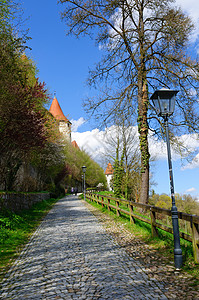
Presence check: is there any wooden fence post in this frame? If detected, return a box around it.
[107,198,111,211]
[129,204,135,224]
[101,196,104,208]
[191,220,199,263]
[150,208,158,237]
[116,200,120,217]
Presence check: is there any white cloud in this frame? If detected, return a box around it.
[179,133,199,149]
[185,187,197,193]
[71,117,86,132]
[176,0,199,21]
[71,125,140,164]
[182,153,199,169]
[151,133,199,169]
[177,134,199,169]
[150,133,199,170]
[184,188,199,201]
[149,137,167,160]
[71,124,199,169]
[176,0,199,41]
[71,128,106,161]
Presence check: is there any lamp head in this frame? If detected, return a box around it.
[82,166,87,173]
[150,88,178,117]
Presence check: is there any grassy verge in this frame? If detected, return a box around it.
[83,195,199,283]
[0,197,60,281]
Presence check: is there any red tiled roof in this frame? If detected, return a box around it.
[71,140,79,149]
[105,163,114,175]
[49,96,70,122]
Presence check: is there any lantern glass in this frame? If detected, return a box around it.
[82,166,87,173]
[159,97,174,115]
[150,88,178,117]
[151,98,161,116]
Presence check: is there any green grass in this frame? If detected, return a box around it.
[0,197,59,281]
[84,195,199,280]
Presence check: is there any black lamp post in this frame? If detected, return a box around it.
[82,166,86,201]
[150,88,183,269]
[81,174,84,193]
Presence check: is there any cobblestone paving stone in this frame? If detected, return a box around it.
[0,196,169,299]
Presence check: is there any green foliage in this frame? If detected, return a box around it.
[113,138,124,198]
[111,129,141,200]
[137,110,150,173]
[149,192,199,236]
[63,142,107,188]
[149,192,199,215]
[175,193,199,215]
[0,1,52,191]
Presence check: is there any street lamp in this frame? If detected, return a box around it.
[82,166,87,201]
[150,88,183,269]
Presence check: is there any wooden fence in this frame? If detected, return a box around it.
[86,191,199,263]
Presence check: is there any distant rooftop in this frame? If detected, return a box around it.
[49,96,71,123]
[71,140,79,150]
[105,163,114,175]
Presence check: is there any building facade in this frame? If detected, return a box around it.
[49,95,72,142]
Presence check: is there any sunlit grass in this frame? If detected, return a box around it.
[0,197,59,281]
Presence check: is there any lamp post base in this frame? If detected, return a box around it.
[172,205,183,269]
[174,252,183,270]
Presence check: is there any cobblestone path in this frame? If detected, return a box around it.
[0,196,169,299]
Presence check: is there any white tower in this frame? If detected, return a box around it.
[49,95,71,142]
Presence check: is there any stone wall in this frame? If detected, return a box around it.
[0,192,50,212]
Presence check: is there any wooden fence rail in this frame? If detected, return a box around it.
[86,191,199,263]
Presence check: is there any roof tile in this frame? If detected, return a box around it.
[49,96,69,122]
[105,163,114,175]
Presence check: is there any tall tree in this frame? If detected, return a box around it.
[59,0,199,204]
[0,1,51,190]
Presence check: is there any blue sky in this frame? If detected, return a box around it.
[22,0,101,131]
[22,0,199,199]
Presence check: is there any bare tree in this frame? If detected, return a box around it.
[103,121,141,199]
[59,0,199,204]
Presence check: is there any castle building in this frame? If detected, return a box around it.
[49,95,72,142]
[105,163,114,191]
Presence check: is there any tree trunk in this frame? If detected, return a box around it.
[138,81,150,204]
[140,164,149,204]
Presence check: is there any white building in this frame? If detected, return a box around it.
[105,163,114,191]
